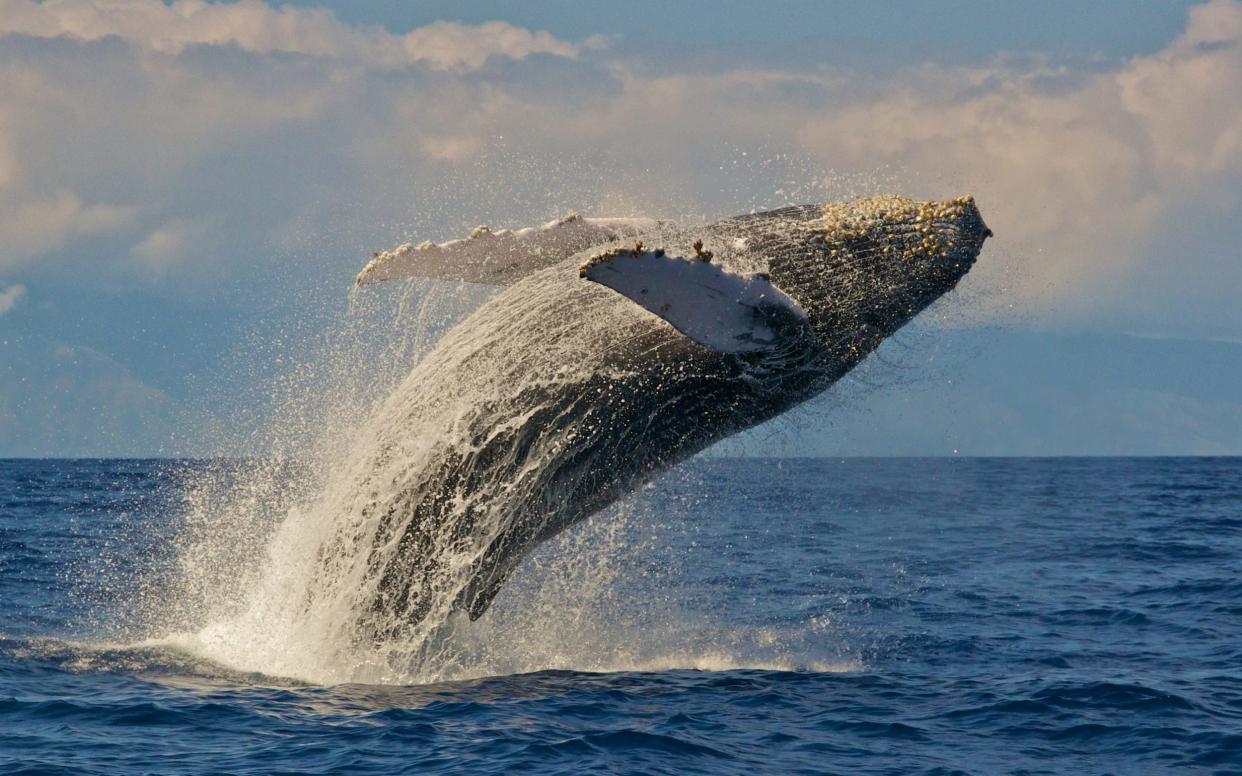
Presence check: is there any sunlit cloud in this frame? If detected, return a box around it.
[0,0,595,70]
[0,0,1237,337]
[0,283,25,315]
[0,190,138,271]
[127,216,220,279]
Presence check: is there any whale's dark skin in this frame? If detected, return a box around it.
[338,195,991,641]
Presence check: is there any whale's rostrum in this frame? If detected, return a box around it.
[330,194,990,647]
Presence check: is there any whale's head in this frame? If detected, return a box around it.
[764,194,990,372]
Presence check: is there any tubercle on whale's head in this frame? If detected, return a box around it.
[766,194,991,364]
[814,193,990,284]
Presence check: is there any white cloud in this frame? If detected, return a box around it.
[363,16,1242,324]
[0,119,17,195]
[1182,0,1242,46]
[0,0,590,71]
[389,20,583,71]
[128,216,218,278]
[0,191,138,270]
[0,0,1237,335]
[131,219,191,268]
[0,283,25,315]
[782,1,1242,318]
[1116,0,1242,179]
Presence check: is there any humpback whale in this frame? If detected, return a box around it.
[337,195,991,641]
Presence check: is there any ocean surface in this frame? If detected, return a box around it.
[1,457,1240,774]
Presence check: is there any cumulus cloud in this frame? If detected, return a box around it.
[0,120,17,195]
[0,191,138,271]
[779,1,1242,318]
[129,217,210,276]
[1117,0,1242,180]
[0,0,1238,336]
[0,0,591,71]
[0,284,25,315]
[0,1,599,277]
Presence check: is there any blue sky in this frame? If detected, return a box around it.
[0,0,1239,456]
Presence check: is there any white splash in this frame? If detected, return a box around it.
[145,270,838,687]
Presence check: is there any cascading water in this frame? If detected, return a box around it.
[141,189,988,686]
[147,280,491,683]
[147,266,765,685]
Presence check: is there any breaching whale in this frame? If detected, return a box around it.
[340,195,991,640]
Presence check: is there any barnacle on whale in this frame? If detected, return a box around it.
[815,194,986,260]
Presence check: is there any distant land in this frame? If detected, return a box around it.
[727,328,1242,457]
[3,327,1239,458]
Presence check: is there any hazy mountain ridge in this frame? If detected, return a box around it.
[732,328,1242,457]
[3,327,1240,457]
[0,333,192,457]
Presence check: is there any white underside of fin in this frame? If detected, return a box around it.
[581,249,806,354]
[357,215,661,286]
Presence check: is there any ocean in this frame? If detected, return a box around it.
[1,457,1240,774]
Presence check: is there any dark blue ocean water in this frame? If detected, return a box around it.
[2,457,1240,775]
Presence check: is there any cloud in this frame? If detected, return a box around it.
[0,119,17,194]
[0,1,599,279]
[129,217,211,277]
[0,0,1237,338]
[1117,0,1242,180]
[0,0,1238,456]
[0,0,591,71]
[776,1,1242,320]
[0,283,24,315]
[0,190,138,271]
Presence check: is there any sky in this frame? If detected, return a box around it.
[0,0,1240,456]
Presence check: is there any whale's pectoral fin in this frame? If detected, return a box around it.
[356,215,666,287]
[580,245,813,355]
